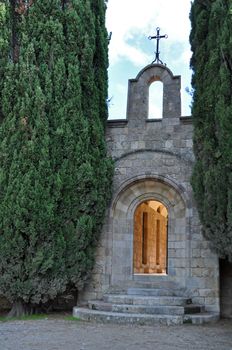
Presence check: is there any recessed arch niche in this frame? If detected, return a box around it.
[111,176,190,287]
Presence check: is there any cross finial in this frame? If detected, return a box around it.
[148,27,168,65]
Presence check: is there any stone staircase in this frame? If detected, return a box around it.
[73,285,219,325]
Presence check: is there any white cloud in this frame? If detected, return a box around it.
[180,49,192,65]
[106,0,193,118]
[106,0,192,66]
[117,44,151,66]
[116,83,127,94]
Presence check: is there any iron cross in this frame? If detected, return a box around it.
[148,27,168,65]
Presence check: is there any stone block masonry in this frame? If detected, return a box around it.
[78,64,219,316]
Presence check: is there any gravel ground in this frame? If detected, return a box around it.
[0,317,232,350]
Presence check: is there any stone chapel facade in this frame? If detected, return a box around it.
[74,64,220,324]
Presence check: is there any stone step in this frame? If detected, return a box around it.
[184,313,219,324]
[103,294,187,306]
[73,307,183,326]
[107,281,187,295]
[131,277,181,289]
[127,288,183,297]
[88,300,185,315]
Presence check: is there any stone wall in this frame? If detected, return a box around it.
[79,64,220,314]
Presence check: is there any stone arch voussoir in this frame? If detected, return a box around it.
[112,174,190,216]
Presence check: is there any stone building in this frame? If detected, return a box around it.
[73,63,222,324]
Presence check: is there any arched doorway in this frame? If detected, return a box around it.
[133,200,168,274]
[111,177,189,286]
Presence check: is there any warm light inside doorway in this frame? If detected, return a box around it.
[133,200,168,274]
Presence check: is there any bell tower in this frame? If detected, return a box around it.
[127,64,181,123]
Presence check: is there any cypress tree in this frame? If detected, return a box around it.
[190,0,232,260]
[0,0,113,316]
[0,2,9,121]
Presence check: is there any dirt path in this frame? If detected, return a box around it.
[0,317,232,350]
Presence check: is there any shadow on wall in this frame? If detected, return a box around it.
[220,259,232,318]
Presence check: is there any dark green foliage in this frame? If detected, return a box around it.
[0,0,113,314]
[190,0,232,260]
[0,2,9,121]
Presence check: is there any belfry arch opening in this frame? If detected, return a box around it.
[148,81,163,119]
[133,200,168,274]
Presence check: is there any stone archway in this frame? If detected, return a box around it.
[111,176,190,288]
[133,200,168,274]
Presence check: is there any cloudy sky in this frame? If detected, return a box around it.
[106,0,192,119]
